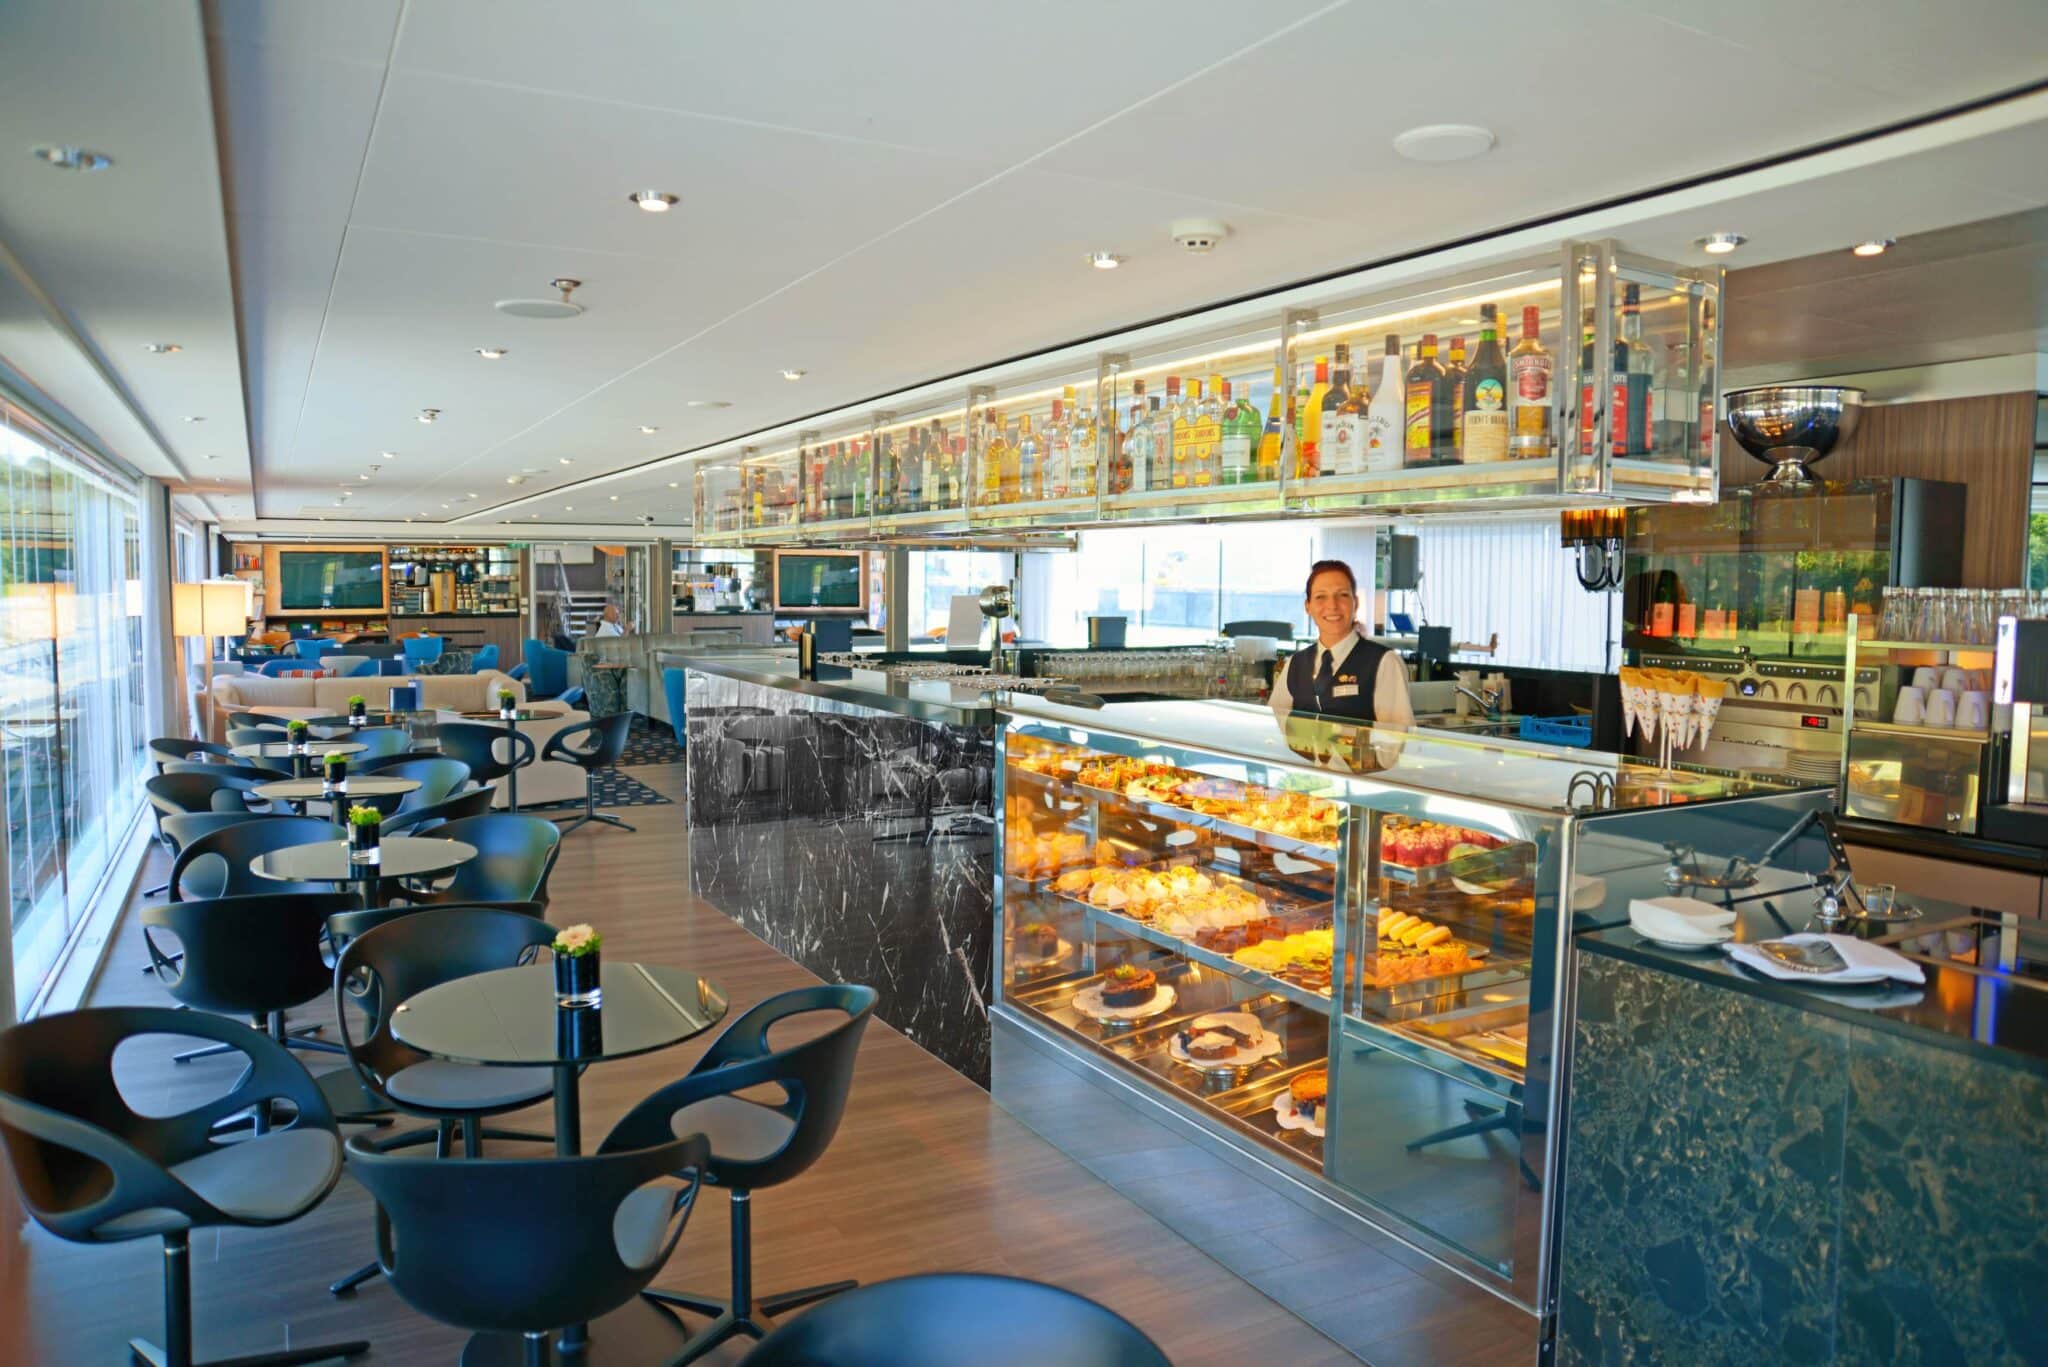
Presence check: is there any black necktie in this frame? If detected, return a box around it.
[1315,648,1334,706]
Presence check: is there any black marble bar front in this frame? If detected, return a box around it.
[1556,900,2048,1365]
[683,658,996,1086]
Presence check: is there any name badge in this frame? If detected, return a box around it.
[1333,684,1361,698]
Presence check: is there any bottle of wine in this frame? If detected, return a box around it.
[1172,379,1199,489]
[1218,380,1253,485]
[1619,283,1652,456]
[1442,335,1468,459]
[1364,334,1403,472]
[1069,396,1098,497]
[1321,343,1360,476]
[1508,305,1552,459]
[1257,364,1289,483]
[1404,336,1445,468]
[1577,306,1598,465]
[1016,414,1041,502]
[1150,383,1177,490]
[1195,374,1224,487]
[1462,305,1509,464]
[981,410,1009,506]
[1298,355,1330,478]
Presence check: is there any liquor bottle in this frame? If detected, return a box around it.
[1364,334,1403,473]
[1508,305,1553,458]
[1123,385,1154,494]
[1298,355,1330,478]
[1462,305,1509,464]
[1069,398,1098,497]
[1000,415,1026,503]
[1192,377,1223,487]
[980,410,1008,506]
[1045,397,1070,499]
[1577,306,1598,464]
[1404,335,1445,468]
[806,444,824,520]
[1219,380,1255,484]
[1257,364,1290,482]
[851,438,868,518]
[948,435,966,507]
[1168,377,1196,489]
[1150,382,1177,490]
[1619,283,1652,455]
[1442,336,1468,458]
[1319,344,1360,476]
[1016,413,1041,502]
[1697,299,1716,465]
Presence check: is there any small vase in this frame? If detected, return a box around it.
[499,703,517,721]
[554,951,601,1008]
[348,706,366,727]
[348,822,381,865]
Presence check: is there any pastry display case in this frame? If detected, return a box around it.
[992,695,1817,1310]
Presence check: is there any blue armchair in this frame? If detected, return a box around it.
[662,666,687,746]
[289,637,340,662]
[400,636,445,672]
[470,643,500,673]
[521,638,571,700]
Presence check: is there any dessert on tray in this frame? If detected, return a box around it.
[1381,819,1504,869]
[1274,1067,1329,1136]
[1013,921,1061,959]
[1168,1011,1279,1071]
[1098,963,1159,1008]
[1055,864,1268,932]
[1364,908,1480,986]
[1004,829,1095,880]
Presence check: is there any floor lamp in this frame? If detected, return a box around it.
[173,580,252,741]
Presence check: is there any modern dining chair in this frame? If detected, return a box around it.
[540,712,636,836]
[345,726,413,762]
[160,760,281,786]
[618,984,877,1362]
[663,666,689,746]
[227,722,290,745]
[147,770,267,819]
[381,786,494,835]
[168,814,337,902]
[520,638,572,700]
[346,1128,710,1362]
[408,814,561,906]
[150,737,235,771]
[437,721,536,810]
[156,812,289,902]
[143,892,359,1068]
[736,1275,1171,1367]
[0,1007,371,1367]
[400,635,444,671]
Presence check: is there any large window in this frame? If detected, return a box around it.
[1031,523,1327,646]
[1402,516,1619,672]
[1,400,145,1011]
[906,551,1012,641]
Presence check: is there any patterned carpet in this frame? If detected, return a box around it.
[619,712,686,768]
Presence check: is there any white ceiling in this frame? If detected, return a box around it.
[2,0,2047,535]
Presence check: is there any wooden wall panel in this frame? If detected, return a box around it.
[1723,391,2037,588]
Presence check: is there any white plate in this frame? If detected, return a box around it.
[1640,933,1731,952]
[1168,1015,1283,1072]
[1272,1087,1326,1138]
[1071,981,1177,1023]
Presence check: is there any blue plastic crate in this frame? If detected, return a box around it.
[1519,714,1593,748]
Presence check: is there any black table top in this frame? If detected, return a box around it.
[253,776,421,802]
[233,740,367,759]
[249,836,475,883]
[1578,896,2048,1079]
[391,961,728,1067]
[303,712,428,731]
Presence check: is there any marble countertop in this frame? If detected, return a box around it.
[1578,897,2048,1079]
[681,654,1003,725]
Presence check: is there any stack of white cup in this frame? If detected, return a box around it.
[1896,664,1989,730]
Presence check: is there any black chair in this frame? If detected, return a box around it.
[352,749,447,774]
[226,722,290,745]
[540,712,636,836]
[437,721,536,811]
[169,814,338,902]
[147,770,267,818]
[407,813,561,907]
[345,726,413,762]
[162,760,284,786]
[376,755,471,810]
[619,984,877,1361]
[0,1007,370,1367]
[150,737,234,771]
[347,1128,710,1365]
[737,1274,1170,1367]
[158,812,289,900]
[143,892,357,1070]
[325,898,544,949]
[325,907,559,1297]
[381,785,493,835]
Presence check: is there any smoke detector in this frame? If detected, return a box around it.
[1168,219,1230,254]
[495,277,586,321]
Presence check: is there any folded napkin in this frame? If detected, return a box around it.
[1724,933,1925,985]
[1628,896,1737,943]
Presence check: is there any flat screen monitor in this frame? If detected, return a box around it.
[277,550,386,611]
[773,550,867,616]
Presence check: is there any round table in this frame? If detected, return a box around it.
[253,776,420,823]
[249,835,475,908]
[391,960,729,1363]
[456,709,556,811]
[302,711,425,731]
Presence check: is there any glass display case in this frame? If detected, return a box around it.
[1841,621,2009,834]
[992,696,1817,1308]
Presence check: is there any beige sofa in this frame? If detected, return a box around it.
[203,670,590,808]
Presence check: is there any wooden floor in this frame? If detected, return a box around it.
[0,762,1368,1365]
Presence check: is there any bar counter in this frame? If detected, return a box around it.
[1556,898,2048,1364]
[681,655,996,1084]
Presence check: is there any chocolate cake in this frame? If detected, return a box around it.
[1099,963,1157,1008]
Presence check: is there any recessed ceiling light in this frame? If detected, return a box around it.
[205,454,219,461]
[668,481,680,488]
[182,415,205,423]
[441,503,451,509]
[476,347,508,360]
[1696,232,1747,255]
[358,473,371,481]
[1852,238,1895,257]
[34,145,112,172]
[781,369,806,382]
[609,494,619,501]
[559,457,573,466]
[563,506,573,512]
[1086,251,1124,270]
[1392,124,1495,163]
[417,408,440,423]
[143,343,181,355]
[381,450,398,459]
[506,475,526,485]
[628,190,679,213]
[685,399,732,409]
[638,425,660,435]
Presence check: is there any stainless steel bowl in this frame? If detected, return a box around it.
[978,583,1014,619]
[1722,385,1864,485]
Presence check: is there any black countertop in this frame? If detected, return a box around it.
[1578,896,2048,1079]
[681,654,1004,726]
[1836,813,2048,873]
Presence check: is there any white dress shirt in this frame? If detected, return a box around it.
[1268,625,1415,728]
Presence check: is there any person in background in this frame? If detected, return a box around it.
[1269,559,1414,727]
[593,602,629,637]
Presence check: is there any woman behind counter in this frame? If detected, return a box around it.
[1269,559,1414,727]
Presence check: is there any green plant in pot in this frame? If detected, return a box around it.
[346,803,381,863]
[285,718,312,776]
[347,693,368,724]
[552,923,603,1008]
[323,752,348,796]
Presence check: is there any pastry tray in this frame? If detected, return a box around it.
[1402,1001,1532,1077]
[1080,903,1334,1013]
[1009,760,1342,862]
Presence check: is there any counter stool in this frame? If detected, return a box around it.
[614,984,876,1363]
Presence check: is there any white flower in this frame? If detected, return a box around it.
[554,924,600,955]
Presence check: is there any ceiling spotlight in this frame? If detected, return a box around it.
[563,506,573,512]
[182,415,205,423]
[505,475,527,485]
[1852,238,1895,257]
[628,190,679,213]
[668,481,680,488]
[358,473,370,481]
[33,145,112,172]
[1696,232,1747,255]
[781,368,806,382]
[531,513,540,519]
[417,408,440,423]
[685,399,732,409]
[638,425,660,435]
[559,457,573,465]
[476,347,508,360]
[381,450,398,459]
[143,343,181,355]
[1086,251,1124,270]
[609,494,620,501]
